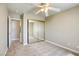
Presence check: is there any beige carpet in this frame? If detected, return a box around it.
[6,41,77,56]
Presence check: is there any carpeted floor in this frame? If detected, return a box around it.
[6,40,77,56]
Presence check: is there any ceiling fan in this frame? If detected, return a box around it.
[35,3,61,17]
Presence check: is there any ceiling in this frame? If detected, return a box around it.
[7,3,79,18]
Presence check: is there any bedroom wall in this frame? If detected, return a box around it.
[8,11,20,19]
[45,6,79,52]
[0,4,8,55]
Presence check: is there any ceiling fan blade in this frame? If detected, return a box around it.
[48,7,61,12]
[35,8,45,14]
[35,9,41,14]
[36,5,43,7]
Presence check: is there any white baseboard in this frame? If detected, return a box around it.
[45,40,79,54]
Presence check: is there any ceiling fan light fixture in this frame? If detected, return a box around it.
[41,9,44,11]
[35,3,61,17]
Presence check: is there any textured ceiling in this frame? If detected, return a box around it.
[7,3,79,18]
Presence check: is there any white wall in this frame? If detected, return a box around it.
[8,11,20,19]
[0,4,8,55]
[45,6,79,52]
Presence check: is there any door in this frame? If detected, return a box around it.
[38,21,45,40]
[7,17,21,48]
[33,21,45,40]
[11,20,20,40]
[29,20,45,43]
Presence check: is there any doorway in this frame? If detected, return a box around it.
[7,17,21,48]
[10,20,20,41]
[28,20,45,44]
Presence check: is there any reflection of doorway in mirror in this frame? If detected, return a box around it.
[28,20,45,44]
[11,20,20,41]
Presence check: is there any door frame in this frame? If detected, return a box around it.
[27,19,29,44]
[7,16,9,48]
[7,16,21,48]
[27,19,45,44]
